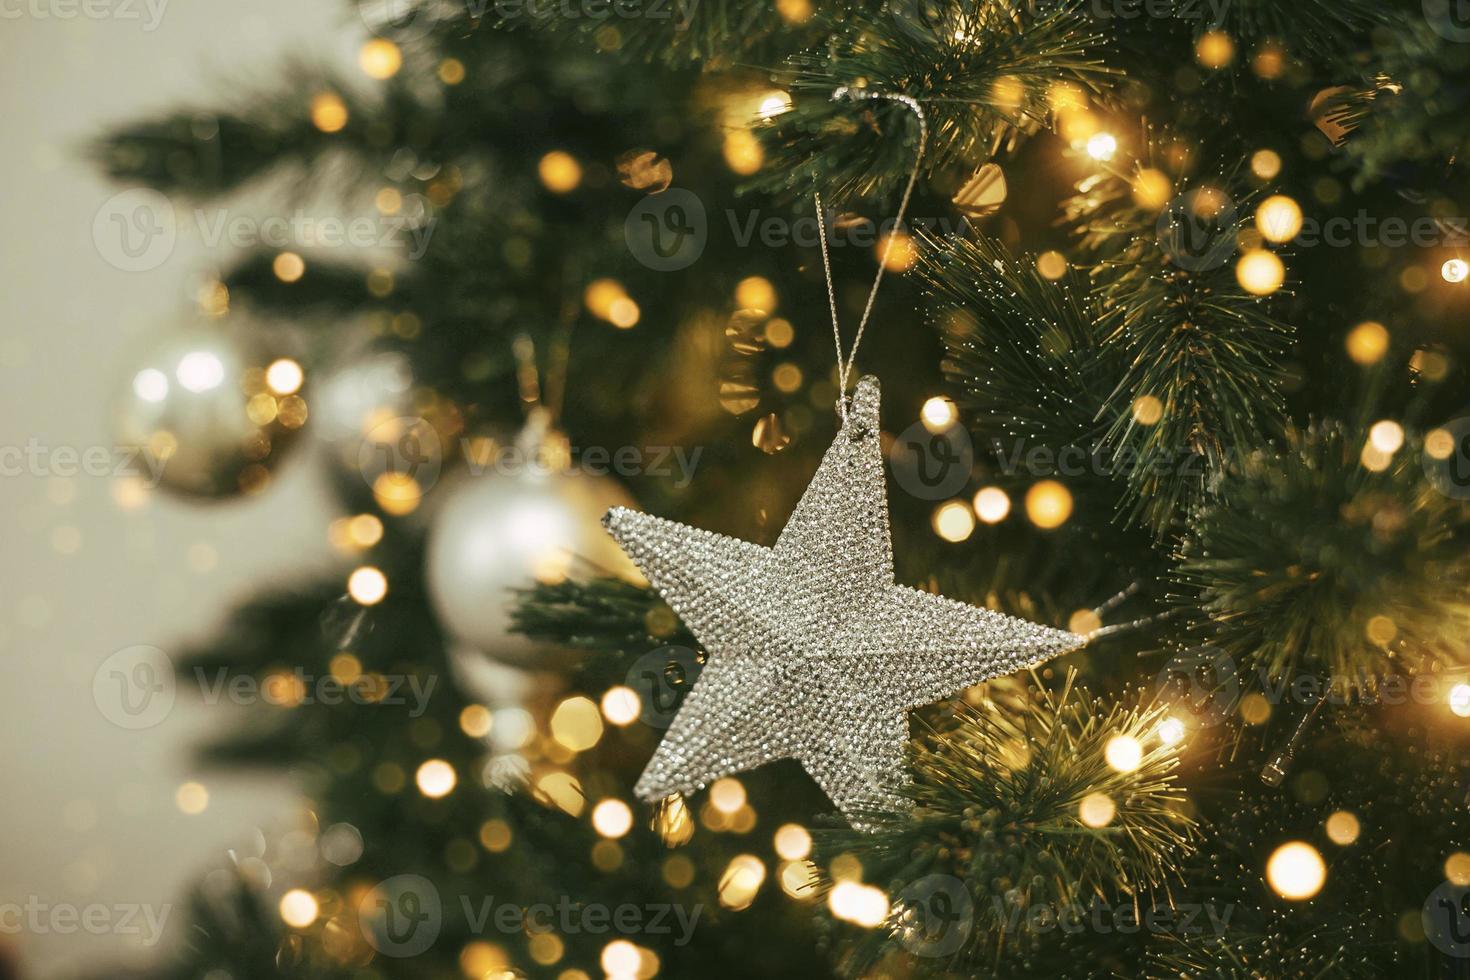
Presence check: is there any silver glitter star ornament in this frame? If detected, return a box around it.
[603,376,1083,824]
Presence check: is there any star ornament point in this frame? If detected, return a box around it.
[604,376,1082,824]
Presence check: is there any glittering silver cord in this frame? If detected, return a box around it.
[815,88,928,422]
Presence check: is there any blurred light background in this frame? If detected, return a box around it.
[0,5,363,975]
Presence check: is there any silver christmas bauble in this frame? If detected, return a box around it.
[425,431,637,666]
[116,326,306,499]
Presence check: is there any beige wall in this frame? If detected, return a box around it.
[0,3,359,975]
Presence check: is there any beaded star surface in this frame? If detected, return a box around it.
[604,376,1083,825]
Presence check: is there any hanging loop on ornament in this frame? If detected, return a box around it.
[815,87,928,424]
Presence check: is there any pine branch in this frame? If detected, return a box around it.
[1176,422,1470,693]
[821,675,1196,976]
[753,1,1115,203]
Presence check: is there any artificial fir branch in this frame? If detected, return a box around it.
[819,676,1196,976]
[1177,422,1470,694]
[753,1,1115,203]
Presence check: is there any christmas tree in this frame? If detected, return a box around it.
[92,0,1470,976]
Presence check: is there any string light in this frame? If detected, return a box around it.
[1078,792,1115,828]
[1255,195,1303,243]
[415,759,457,798]
[735,276,777,312]
[1195,30,1235,69]
[347,566,388,605]
[1443,258,1469,283]
[1131,169,1173,210]
[592,799,634,838]
[272,252,306,283]
[1157,717,1187,746]
[175,781,209,815]
[1345,321,1389,365]
[538,151,582,193]
[1036,251,1068,280]
[709,777,746,814]
[1085,132,1117,161]
[1450,684,1470,718]
[551,696,604,752]
[310,92,348,133]
[1250,149,1282,180]
[1025,480,1073,529]
[828,881,888,927]
[973,486,1011,524]
[265,358,304,395]
[718,855,766,910]
[1325,811,1360,846]
[1237,249,1285,295]
[1266,841,1326,900]
[279,889,319,928]
[920,396,957,431]
[601,686,641,726]
[1368,420,1404,455]
[358,39,402,79]
[933,500,976,542]
[1131,395,1164,425]
[1104,734,1143,772]
[774,824,812,861]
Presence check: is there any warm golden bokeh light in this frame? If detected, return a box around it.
[1078,792,1116,828]
[348,566,388,605]
[1345,321,1389,365]
[416,759,457,799]
[973,486,1011,524]
[933,500,976,543]
[1237,249,1285,295]
[1256,195,1303,243]
[1104,734,1143,773]
[1026,480,1073,529]
[279,889,319,928]
[1266,841,1326,900]
[539,151,582,193]
[1325,811,1361,846]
